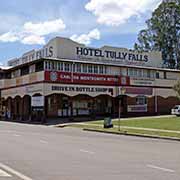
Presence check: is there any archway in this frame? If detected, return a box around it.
[95,95,113,116]
[45,93,70,118]
[22,95,31,121]
[13,96,22,120]
[73,94,93,117]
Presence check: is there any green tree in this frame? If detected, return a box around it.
[134,0,180,69]
[173,80,180,99]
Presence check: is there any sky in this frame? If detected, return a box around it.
[0,0,162,65]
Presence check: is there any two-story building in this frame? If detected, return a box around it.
[0,37,180,122]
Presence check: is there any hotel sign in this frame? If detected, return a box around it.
[76,47,149,62]
[8,46,53,67]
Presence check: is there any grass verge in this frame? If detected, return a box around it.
[88,117,180,131]
[70,117,180,139]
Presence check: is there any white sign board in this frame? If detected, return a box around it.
[32,96,44,107]
[130,77,155,86]
[128,104,147,112]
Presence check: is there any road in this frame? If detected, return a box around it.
[0,121,180,180]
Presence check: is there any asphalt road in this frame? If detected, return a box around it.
[0,121,180,180]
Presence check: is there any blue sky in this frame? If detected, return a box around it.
[0,0,162,65]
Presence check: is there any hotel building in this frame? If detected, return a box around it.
[0,37,179,121]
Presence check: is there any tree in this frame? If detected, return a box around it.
[134,0,180,69]
[173,80,180,99]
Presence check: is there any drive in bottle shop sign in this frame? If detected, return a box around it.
[45,71,130,86]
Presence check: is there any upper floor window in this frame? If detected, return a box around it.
[76,64,81,72]
[156,72,159,79]
[29,64,35,73]
[12,69,20,78]
[88,65,93,73]
[147,70,151,78]
[21,66,29,76]
[64,63,71,72]
[0,72,5,79]
[35,61,44,72]
[164,71,167,79]
[94,65,98,74]
[99,66,104,74]
[83,64,88,73]
[128,68,154,78]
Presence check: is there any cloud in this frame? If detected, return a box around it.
[21,35,46,45]
[85,0,162,26]
[0,32,19,42]
[70,29,100,45]
[23,19,66,36]
[0,19,66,45]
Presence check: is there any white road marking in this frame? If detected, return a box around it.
[0,168,12,177]
[147,164,175,173]
[80,149,95,154]
[40,140,48,144]
[0,163,33,180]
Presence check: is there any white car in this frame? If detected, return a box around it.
[171,105,180,116]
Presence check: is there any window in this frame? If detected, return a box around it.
[88,65,93,73]
[35,61,44,72]
[121,68,127,76]
[57,62,60,71]
[0,73,4,79]
[12,69,20,78]
[128,68,133,76]
[94,65,98,74]
[138,69,142,77]
[164,72,167,79]
[99,66,104,74]
[64,63,71,72]
[156,72,159,79]
[147,70,151,78]
[136,96,147,105]
[21,66,29,76]
[83,64,87,73]
[52,61,57,70]
[45,61,48,70]
[48,61,51,70]
[143,69,147,77]
[30,64,35,73]
[151,71,155,78]
[76,64,81,72]
[57,62,63,71]
[104,66,107,74]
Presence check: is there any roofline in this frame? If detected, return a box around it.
[4,57,180,73]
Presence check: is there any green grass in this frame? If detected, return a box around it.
[89,117,180,131]
[70,116,180,139]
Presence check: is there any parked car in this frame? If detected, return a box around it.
[171,105,180,116]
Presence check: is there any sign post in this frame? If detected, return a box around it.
[118,88,126,132]
[118,98,121,131]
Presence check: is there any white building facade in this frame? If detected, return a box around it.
[1,37,179,121]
